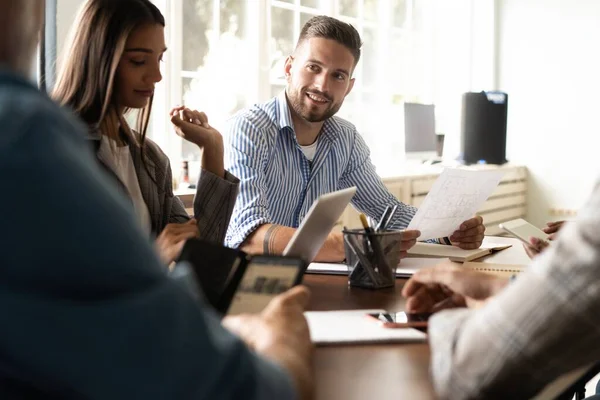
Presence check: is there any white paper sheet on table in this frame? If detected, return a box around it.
[306,257,443,277]
[304,309,427,345]
[407,168,506,240]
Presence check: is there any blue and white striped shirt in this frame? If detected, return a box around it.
[223,92,417,248]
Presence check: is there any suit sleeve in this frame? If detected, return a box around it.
[223,114,272,248]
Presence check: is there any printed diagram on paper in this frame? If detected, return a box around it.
[407,168,506,240]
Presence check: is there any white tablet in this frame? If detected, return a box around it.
[283,187,357,263]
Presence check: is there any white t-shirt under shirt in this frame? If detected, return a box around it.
[299,139,318,162]
[100,136,152,234]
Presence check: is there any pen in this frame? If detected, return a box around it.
[375,206,392,231]
[381,204,398,231]
[345,233,380,285]
[359,213,392,280]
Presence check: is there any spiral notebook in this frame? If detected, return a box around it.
[461,261,526,277]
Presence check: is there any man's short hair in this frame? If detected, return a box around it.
[296,15,362,66]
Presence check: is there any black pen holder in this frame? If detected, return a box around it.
[343,229,403,289]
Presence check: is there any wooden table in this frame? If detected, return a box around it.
[304,237,588,400]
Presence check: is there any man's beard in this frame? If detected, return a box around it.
[288,88,342,123]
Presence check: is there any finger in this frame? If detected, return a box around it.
[523,242,538,259]
[411,263,465,293]
[169,105,185,116]
[170,114,211,134]
[267,285,311,312]
[181,109,196,123]
[457,215,484,231]
[164,223,199,236]
[450,224,485,242]
[164,230,199,246]
[398,239,418,252]
[192,110,210,128]
[529,237,542,249]
[400,230,421,241]
[428,283,452,303]
[431,296,462,313]
[406,293,436,313]
[401,278,425,297]
[170,113,186,128]
[186,218,198,225]
[164,240,186,261]
[405,284,448,313]
[222,314,255,338]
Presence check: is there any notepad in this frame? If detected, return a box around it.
[461,261,526,277]
[304,309,427,345]
[407,242,512,262]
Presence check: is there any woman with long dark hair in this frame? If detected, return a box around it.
[53,0,239,264]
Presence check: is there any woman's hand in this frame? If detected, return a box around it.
[170,106,225,178]
[155,219,199,265]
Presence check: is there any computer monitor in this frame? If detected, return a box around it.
[404,103,438,161]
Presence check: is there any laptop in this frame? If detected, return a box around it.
[283,187,357,263]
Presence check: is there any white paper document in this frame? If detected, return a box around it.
[407,168,506,240]
[306,262,347,275]
[307,258,442,277]
[305,309,427,345]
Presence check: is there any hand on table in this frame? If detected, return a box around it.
[402,260,509,313]
[223,286,314,400]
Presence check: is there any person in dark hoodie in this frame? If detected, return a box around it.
[0,1,312,398]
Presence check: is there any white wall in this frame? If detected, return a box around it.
[498,0,600,226]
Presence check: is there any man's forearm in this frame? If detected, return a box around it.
[241,224,345,262]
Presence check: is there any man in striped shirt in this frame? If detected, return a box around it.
[224,15,485,261]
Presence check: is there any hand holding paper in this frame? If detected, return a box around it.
[407,168,505,241]
[449,215,486,250]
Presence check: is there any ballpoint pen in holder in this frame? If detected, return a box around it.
[343,214,403,289]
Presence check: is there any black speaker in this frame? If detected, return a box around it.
[460,91,508,165]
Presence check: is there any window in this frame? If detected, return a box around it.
[150,0,494,181]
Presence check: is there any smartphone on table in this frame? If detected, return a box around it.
[498,218,550,246]
[366,311,430,332]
